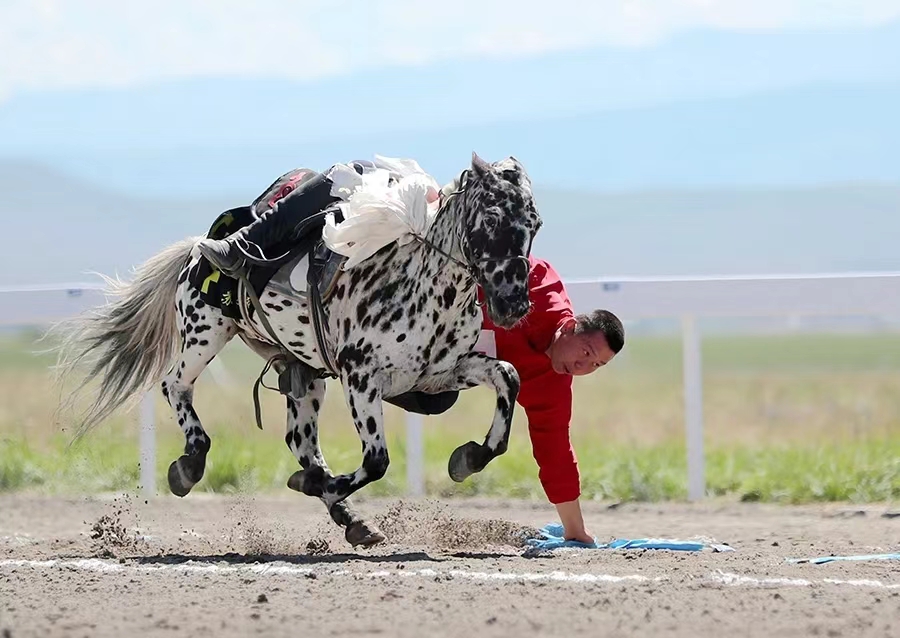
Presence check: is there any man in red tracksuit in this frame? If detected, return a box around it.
[387,256,625,542]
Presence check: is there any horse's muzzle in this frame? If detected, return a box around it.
[486,290,531,328]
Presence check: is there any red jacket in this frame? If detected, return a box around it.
[477,256,580,504]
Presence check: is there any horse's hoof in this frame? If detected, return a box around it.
[287,470,304,493]
[167,454,205,497]
[448,440,483,483]
[287,467,325,497]
[345,521,386,548]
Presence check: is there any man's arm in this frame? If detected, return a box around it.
[517,372,591,541]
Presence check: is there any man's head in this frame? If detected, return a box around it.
[546,309,625,376]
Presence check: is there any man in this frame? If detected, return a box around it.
[387,256,624,543]
[200,160,625,541]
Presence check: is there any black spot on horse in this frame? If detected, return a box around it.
[442,286,456,308]
[362,448,389,481]
[396,333,407,343]
[366,417,377,435]
[338,344,366,371]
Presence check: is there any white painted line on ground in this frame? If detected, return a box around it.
[0,557,661,584]
[3,559,900,591]
[710,570,900,590]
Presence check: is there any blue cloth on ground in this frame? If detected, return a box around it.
[788,552,900,565]
[524,523,734,552]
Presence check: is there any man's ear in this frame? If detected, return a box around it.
[559,318,577,334]
[552,317,577,343]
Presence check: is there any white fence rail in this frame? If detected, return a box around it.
[3,272,900,500]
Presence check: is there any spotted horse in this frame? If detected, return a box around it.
[51,152,543,548]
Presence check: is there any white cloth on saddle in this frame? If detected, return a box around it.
[322,155,442,270]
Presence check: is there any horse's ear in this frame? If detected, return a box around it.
[471,151,491,177]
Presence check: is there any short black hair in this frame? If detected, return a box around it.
[574,309,625,353]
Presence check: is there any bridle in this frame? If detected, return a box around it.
[412,169,534,295]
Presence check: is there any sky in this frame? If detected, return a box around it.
[2,0,900,101]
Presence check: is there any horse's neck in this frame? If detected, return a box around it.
[409,192,476,304]
[423,192,467,264]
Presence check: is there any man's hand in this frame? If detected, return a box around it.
[554,499,594,544]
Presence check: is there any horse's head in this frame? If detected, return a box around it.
[460,152,543,329]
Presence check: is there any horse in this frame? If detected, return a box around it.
[51,152,543,548]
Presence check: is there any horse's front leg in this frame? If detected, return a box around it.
[299,366,390,510]
[283,379,385,548]
[444,352,520,483]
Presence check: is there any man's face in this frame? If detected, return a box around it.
[547,321,617,376]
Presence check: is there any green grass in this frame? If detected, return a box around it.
[1,330,899,503]
[3,431,897,504]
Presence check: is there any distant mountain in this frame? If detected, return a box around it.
[0,160,234,285]
[6,82,897,201]
[2,163,898,285]
[1,19,900,197]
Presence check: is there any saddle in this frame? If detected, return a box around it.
[188,167,348,427]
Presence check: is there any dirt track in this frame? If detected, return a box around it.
[1,492,899,638]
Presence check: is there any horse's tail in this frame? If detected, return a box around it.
[49,236,200,440]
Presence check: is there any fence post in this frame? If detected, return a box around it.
[406,412,425,496]
[139,390,156,498]
[681,314,705,501]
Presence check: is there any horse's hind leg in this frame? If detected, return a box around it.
[163,289,237,496]
[284,379,386,548]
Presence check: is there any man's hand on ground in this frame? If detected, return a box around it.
[554,498,595,544]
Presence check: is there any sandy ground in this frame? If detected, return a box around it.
[1,492,899,638]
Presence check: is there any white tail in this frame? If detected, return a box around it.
[50,237,200,440]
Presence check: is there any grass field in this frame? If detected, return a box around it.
[1,328,898,503]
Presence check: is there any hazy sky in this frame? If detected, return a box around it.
[2,0,899,101]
